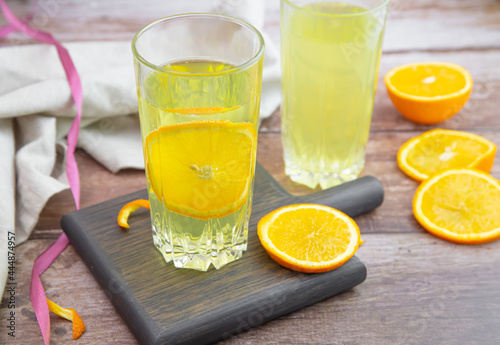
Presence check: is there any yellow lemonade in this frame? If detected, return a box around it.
[137,60,261,270]
[281,1,387,189]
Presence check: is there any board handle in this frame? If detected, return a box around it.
[292,176,384,218]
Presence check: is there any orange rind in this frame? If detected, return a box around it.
[47,299,85,340]
[117,199,150,228]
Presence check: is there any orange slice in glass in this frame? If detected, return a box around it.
[413,168,500,244]
[398,129,496,181]
[257,204,361,273]
[145,120,257,220]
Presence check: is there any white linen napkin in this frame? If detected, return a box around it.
[0,0,280,296]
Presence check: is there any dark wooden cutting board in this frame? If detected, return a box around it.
[61,163,384,345]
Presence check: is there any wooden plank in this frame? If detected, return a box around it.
[223,233,500,345]
[0,239,137,345]
[382,0,500,52]
[34,150,146,234]
[60,163,381,344]
[5,233,500,345]
[265,0,500,52]
[1,0,499,52]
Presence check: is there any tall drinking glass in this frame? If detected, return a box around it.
[281,0,389,189]
[132,14,264,271]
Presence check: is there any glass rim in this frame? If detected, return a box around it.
[282,0,390,18]
[131,13,265,77]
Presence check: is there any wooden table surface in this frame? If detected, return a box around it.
[2,0,500,344]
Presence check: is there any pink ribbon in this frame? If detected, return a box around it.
[0,1,82,344]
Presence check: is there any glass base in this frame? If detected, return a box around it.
[152,224,248,271]
[150,194,251,271]
[285,160,365,189]
[153,236,247,271]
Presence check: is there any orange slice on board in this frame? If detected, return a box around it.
[385,62,473,124]
[397,129,496,181]
[257,204,361,273]
[413,168,500,244]
[145,120,257,220]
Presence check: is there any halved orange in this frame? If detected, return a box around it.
[257,204,361,273]
[413,168,500,244]
[145,120,257,220]
[398,129,496,181]
[385,62,473,124]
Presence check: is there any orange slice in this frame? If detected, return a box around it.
[145,120,257,220]
[385,62,473,124]
[257,204,361,273]
[413,168,500,244]
[398,129,496,181]
[161,106,240,114]
[117,199,150,228]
